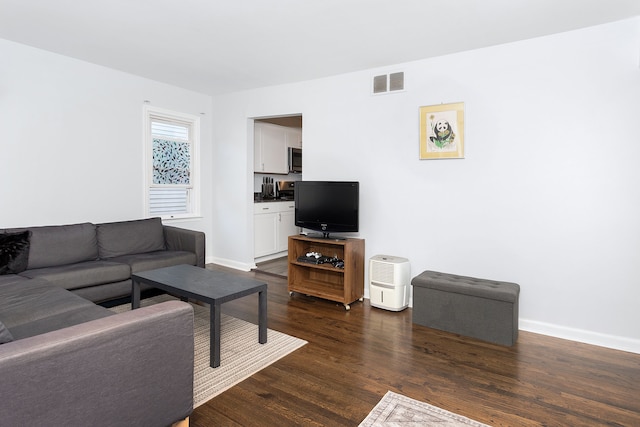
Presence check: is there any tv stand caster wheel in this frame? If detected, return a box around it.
[359,297,364,302]
[344,304,350,311]
[289,291,294,297]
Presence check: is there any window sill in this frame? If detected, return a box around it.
[158,215,203,223]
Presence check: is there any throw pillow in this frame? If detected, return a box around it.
[0,320,14,344]
[0,230,31,275]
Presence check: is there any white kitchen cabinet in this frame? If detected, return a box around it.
[254,122,288,174]
[285,127,302,148]
[254,204,279,257]
[254,202,298,258]
[277,202,297,252]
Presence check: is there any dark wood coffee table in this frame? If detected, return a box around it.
[131,264,267,368]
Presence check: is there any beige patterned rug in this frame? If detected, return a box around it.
[360,391,491,427]
[110,294,307,408]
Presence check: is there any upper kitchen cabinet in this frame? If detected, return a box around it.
[285,127,302,149]
[254,122,288,174]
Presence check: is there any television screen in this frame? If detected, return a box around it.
[295,181,359,238]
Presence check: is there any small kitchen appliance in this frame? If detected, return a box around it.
[276,180,295,200]
[288,147,302,173]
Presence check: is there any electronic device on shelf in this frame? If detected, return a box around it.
[297,255,323,264]
[296,253,345,268]
[317,256,336,264]
[294,181,359,239]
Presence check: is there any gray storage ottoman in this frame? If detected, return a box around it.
[412,270,520,346]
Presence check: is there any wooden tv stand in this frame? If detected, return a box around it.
[287,235,365,310]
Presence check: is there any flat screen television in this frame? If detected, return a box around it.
[294,181,359,238]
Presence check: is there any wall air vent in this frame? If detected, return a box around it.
[389,72,404,91]
[373,75,387,93]
[372,72,404,95]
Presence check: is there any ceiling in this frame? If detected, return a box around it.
[1,0,639,96]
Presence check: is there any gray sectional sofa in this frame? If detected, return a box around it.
[0,217,206,426]
[0,283,195,426]
[0,217,205,302]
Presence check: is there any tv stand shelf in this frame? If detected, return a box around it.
[288,235,365,310]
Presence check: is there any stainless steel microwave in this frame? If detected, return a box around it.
[288,147,302,173]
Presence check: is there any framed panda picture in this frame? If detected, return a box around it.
[419,102,465,159]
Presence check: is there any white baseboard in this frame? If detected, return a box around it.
[405,295,640,354]
[254,251,288,263]
[207,256,255,272]
[207,270,640,355]
[520,319,640,355]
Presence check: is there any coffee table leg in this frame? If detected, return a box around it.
[259,289,267,344]
[131,279,141,309]
[210,303,221,368]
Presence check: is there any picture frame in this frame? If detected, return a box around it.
[419,102,465,159]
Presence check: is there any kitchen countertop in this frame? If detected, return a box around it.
[254,196,295,203]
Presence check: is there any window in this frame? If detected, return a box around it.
[144,105,200,219]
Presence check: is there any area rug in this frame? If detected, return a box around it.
[359,391,491,427]
[110,294,307,408]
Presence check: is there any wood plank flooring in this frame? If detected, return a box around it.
[255,256,288,278]
[191,264,640,426]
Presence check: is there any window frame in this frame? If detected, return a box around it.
[143,105,201,220]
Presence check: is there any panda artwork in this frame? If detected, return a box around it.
[419,102,464,159]
[429,118,456,149]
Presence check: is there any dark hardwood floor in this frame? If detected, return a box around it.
[255,256,288,278]
[191,264,640,426]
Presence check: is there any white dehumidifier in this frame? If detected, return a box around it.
[369,255,411,311]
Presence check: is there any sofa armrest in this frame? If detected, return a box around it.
[0,301,194,427]
[164,225,206,267]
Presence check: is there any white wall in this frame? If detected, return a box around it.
[2,19,638,353]
[211,18,640,353]
[0,39,213,246]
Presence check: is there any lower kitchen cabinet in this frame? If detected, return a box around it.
[277,207,297,252]
[254,201,297,258]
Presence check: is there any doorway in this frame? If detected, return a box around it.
[252,114,303,266]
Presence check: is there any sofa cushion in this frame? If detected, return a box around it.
[0,320,13,344]
[0,275,30,288]
[73,280,134,304]
[0,279,107,329]
[0,277,54,301]
[108,250,197,274]
[19,261,131,291]
[8,304,114,340]
[97,218,166,259]
[0,230,31,275]
[8,223,99,270]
